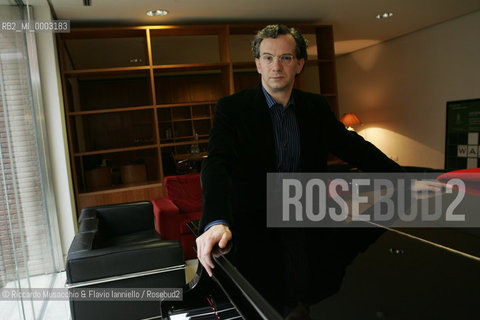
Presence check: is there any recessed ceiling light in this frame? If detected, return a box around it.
[146,9,169,17]
[376,12,393,20]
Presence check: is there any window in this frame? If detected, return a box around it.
[0,4,64,319]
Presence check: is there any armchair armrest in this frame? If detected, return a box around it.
[152,198,180,240]
[66,240,184,285]
[67,231,96,254]
[83,201,155,237]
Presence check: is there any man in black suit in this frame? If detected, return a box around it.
[196,24,401,314]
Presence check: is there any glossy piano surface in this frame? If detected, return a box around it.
[163,221,480,319]
[309,227,480,319]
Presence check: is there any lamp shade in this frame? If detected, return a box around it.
[340,113,361,128]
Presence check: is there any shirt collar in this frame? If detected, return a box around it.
[261,85,295,109]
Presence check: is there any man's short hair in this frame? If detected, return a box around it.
[251,24,308,60]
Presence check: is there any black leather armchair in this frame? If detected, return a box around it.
[66,201,185,320]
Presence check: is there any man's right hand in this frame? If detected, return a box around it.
[196,224,232,277]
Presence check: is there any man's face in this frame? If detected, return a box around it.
[255,34,305,96]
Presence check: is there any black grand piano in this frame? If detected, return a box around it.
[161,219,480,320]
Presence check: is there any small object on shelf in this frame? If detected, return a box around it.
[121,163,147,184]
[165,128,172,139]
[86,167,112,190]
[190,132,200,154]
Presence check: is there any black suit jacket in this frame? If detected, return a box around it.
[200,85,400,233]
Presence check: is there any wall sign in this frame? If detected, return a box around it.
[445,99,480,170]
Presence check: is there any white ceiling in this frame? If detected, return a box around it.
[14,0,480,55]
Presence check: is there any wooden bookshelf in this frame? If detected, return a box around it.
[57,24,339,216]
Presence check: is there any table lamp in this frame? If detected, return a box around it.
[340,113,361,131]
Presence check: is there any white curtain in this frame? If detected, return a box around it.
[0,4,64,320]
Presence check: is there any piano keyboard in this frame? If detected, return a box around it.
[169,298,243,319]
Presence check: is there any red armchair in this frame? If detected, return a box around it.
[152,173,202,259]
